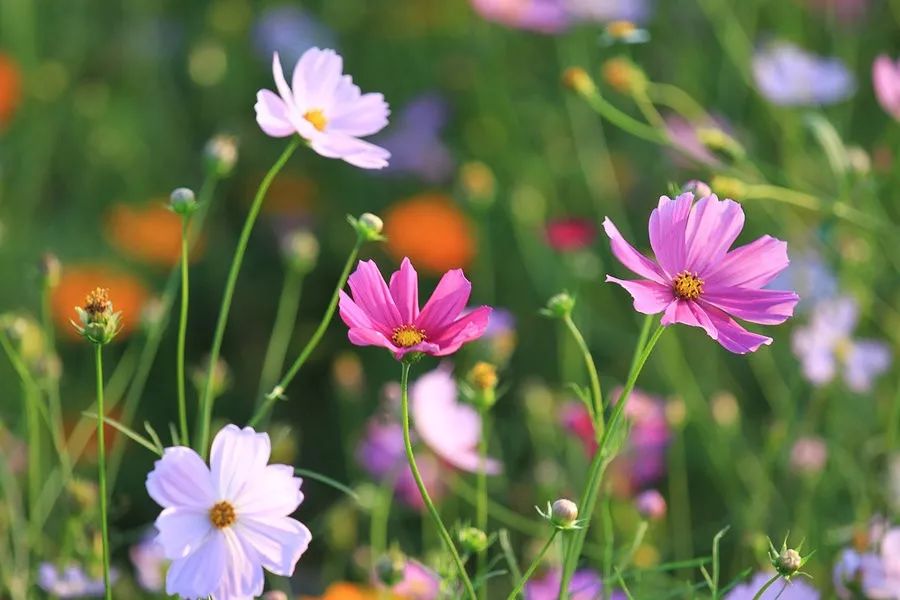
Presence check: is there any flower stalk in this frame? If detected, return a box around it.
[507,529,559,600]
[93,344,112,600]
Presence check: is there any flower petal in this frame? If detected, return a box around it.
[648,193,694,277]
[254,90,296,138]
[347,260,403,331]
[237,516,312,576]
[213,529,265,599]
[146,447,215,509]
[428,305,491,356]
[165,532,227,598]
[602,217,666,283]
[682,195,745,276]
[272,52,294,107]
[210,425,271,501]
[233,464,304,517]
[702,288,799,325]
[661,299,717,339]
[291,47,344,110]
[310,132,391,169]
[606,277,673,315]
[328,91,390,137]
[389,257,420,324]
[154,507,213,560]
[703,235,790,288]
[339,290,375,330]
[415,269,473,333]
[845,340,891,393]
[701,305,773,354]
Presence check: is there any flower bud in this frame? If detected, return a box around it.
[635,489,667,521]
[696,127,745,161]
[775,548,802,576]
[191,355,232,400]
[374,551,406,586]
[710,175,748,200]
[789,436,827,475]
[169,187,198,216]
[681,180,712,198]
[543,292,575,319]
[562,67,597,96]
[349,212,385,242]
[601,57,646,94]
[467,361,499,410]
[547,498,579,529]
[458,526,489,553]
[204,134,238,177]
[281,229,319,274]
[710,391,739,427]
[72,288,122,345]
[40,252,61,288]
[459,161,496,208]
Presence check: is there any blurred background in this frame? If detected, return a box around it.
[2,0,900,597]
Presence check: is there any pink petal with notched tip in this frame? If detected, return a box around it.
[605,277,674,314]
[702,288,799,325]
[648,193,693,277]
[389,258,420,324]
[661,299,717,339]
[429,305,491,356]
[682,195,745,276]
[701,305,773,354]
[255,90,296,137]
[415,269,473,333]
[310,132,391,169]
[703,235,790,288]
[602,218,666,283]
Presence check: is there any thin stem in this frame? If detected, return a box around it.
[94,345,112,600]
[399,361,477,600]
[256,266,306,406]
[751,574,782,600]
[250,236,364,427]
[506,530,559,600]
[563,314,604,436]
[176,217,191,446]
[558,322,665,599]
[476,409,489,600]
[198,138,300,456]
[40,279,70,476]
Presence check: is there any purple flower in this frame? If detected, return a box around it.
[484,308,516,339]
[411,365,502,474]
[566,0,652,24]
[604,193,799,354]
[873,55,900,121]
[635,489,666,520]
[377,93,454,183]
[752,42,855,106]
[252,6,335,66]
[145,425,311,598]
[390,559,442,600]
[255,48,391,169]
[37,564,118,598]
[834,528,900,599]
[525,567,623,600]
[792,296,891,392]
[789,436,828,475]
[469,0,570,34]
[768,251,837,312]
[129,533,168,592]
[725,571,819,599]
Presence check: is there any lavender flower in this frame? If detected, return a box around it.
[525,567,624,599]
[37,564,118,598]
[129,534,168,592]
[752,42,855,106]
[252,5,335,66]
[377,93,455,183]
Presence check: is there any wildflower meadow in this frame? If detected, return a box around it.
[2,0,900,598]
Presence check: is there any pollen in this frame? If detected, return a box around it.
[391,325,426,348]
[672,272,704,300]
[84,288,111,315]
[303,109,328,132]
[209,500,236,529]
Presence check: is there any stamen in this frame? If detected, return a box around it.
[209,501,237,529]
[84,288,111,315]
[391,325,426,348]
[303,109,328,132]
[672,272,704,300]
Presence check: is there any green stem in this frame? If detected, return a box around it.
[506,530,559,600]
[249,236,364,426]
[176,217,191,446]
[563,313,604,435]
[751,574,781,600]
[256,266,306,406]
[476,409,489,600]
[41,280,70,476]
[400,362,477,600]
[197,138,299,456]
[558,321,665,599]
[94,345,112,600]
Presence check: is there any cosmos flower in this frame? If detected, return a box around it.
[377,93,454,183]
[833,526,900,599]
[129,534,168,592]
[410,365,501,474]
[252,6,335,66]
[789,436,828,475]
[339,257,492,360]
[145,425,311,598]
[390,560,442,600]
[255,47,390,169]
[873,55,900,121]
[566,0,652,24]
[469,0,570,34]
[525,567,623,600]
[635,489,667,520]
[725,571,819,599]
[105,201,205,267]
[545,218,597,252]
[752,42,855,106]
[384,194,477,274]
[37,564,118,598]
[604,193,799,354]
[792,296,891,392]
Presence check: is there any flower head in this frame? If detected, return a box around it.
[255,47,390,169]
[145,424,311,598]
[384,194,477,274]
[752,42,855,106]
[525,567,623,600]
[339,258,491,360]
[470,0,571,34]
[792,296,891,392]
[129,534,168,592]
[604,193,799,354]
[53,266,149,341]
[635,489,667,520]
[377,93,454,183]
[390,559,441,600]
[873,55,900,121]
[724,571,819,599]
[37,563,118,598]
[545,218,597,252]
[789,436,828,475]
[73,288,123,345]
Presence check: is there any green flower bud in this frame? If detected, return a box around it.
[543,292,576,319]
[281,230,319,274]
[375,551,406,586]
[538,498,583,531]
[72,288,122,345]
[348,212,385,242]
[458,526,489,553]
[204,134,238,177]
[40,252,61,288]
[169,187,198,216]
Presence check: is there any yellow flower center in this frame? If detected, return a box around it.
[209,500,236,529]
[607,20,637,38]
[303,109,328,132]
[391,325,426,348]
[672,271,704,300]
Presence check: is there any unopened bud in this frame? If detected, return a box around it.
[458,527,489,553]
[543,292,575,319]
[261,593,288,600]
[73,288,122,345]
[281,230,319,274]
[40,253,61,288]
[375,551,406,586]
[169,187,197,216]
[601,57,646,94]
[681,180,712,198]
[467,362,498,411]
[350,212,385,242]
[549,498,579,529]
[562,67,597,96]
[460,161,496,207]
[635,489,667,521]
[776,548,802,576]
[710,175,748,200]
[204,134,238,177]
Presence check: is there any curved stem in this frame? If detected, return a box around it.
[93,345,112,600]
[399,362,477,600]
[563,314,604,436]
[197,138,300,455]
[256,266,305,406]
[751,574,781,600]
[176,217,191,446]
[476,409,489,600]
[506,530,558,600]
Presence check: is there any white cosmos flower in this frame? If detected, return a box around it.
[255,47,391,169]
[146,425,311,599]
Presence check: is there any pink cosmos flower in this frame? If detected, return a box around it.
[339,257,492,360]
[390,559,442,600]
[255,47,390,169]
[603,193,799,354]
[873,55,900,121]
[470,0,571,34]
[145,425,311,598]
[635,489,667,520]
[545,218,597,252]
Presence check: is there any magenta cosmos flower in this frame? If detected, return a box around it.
[873,55,900,121]
[255,47,390,169]
[339,257,492,360]
[604,193,799,354]
[146,425,311,598]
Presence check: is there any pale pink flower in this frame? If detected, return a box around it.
[339,257,492,360]
[255,47,390,169]
[604,193,799,354]
[873,55,900,121]
[145,425,311,598]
